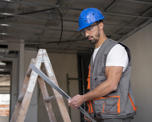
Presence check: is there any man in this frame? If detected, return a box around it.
[68,8,136,122]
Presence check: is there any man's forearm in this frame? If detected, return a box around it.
[83,80,116,102]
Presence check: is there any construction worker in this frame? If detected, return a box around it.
[68,8,136,122]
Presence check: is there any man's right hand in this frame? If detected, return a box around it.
[84,115,92,122]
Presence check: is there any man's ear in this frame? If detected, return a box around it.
[99,22,104,30]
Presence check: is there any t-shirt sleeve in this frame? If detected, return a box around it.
[106,44,128,70]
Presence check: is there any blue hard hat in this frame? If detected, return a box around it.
[78,8,104,31]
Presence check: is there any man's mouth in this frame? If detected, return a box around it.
[88,36,93,40]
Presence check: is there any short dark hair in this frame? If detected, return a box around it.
[96,20,103,24]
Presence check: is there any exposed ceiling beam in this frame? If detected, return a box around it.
[0,0,57,7]
[119,18,152,42]
[0,6,152,20]
[118,4,152,42]
[2,0,151,6]
[104,0,116,12]
[26,39,86,45]
[67,7,152,19]
[124,0,152,5]
[0,23,77,33]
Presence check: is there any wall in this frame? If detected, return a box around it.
[38,52,80,122]
[123,23,152,122]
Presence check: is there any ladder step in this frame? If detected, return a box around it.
[44,96,54,102]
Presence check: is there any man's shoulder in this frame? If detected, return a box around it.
[110,44,127,54]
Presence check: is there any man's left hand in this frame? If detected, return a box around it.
[68,94,85,109]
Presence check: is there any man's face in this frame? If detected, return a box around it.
[81,23,100,44]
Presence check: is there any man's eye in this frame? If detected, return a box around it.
[88,27,92,31]
[88,28,91,31]
[88,26,94,30]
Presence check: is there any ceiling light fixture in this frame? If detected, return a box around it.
[0,12,14,16]
[0,61,6,66]
[2,0,12,2]
[0,33,8,36]
[0,24,10,27]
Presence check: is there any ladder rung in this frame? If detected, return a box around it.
[18,95,24,102]
[44,96,54,102]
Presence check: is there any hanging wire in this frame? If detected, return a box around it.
[56,7,63,45]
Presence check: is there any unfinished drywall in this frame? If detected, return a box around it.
[38,52,80,122]
[123,23,152,122]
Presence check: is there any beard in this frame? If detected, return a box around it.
[89,38,98,44]
[88,31,100,44]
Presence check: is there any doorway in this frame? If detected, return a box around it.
[77,52,92,122]
[0,61,11,122]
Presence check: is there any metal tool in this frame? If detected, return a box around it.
[30,64,96,122]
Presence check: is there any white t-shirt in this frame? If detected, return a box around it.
[92,44,128,72]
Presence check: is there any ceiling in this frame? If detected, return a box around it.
[0,0,152,53]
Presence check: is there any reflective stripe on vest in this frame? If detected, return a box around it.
[90,94,136,114]
[87,100,94,113]
[128,93,137,111]
[87,65,91,90]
